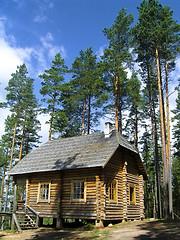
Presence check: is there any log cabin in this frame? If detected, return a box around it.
[9,122,147,228]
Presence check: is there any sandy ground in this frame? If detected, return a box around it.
[0,219,180,240]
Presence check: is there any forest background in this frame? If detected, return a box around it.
[0,0,180,220]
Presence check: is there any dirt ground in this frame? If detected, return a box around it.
[0,219,180,240]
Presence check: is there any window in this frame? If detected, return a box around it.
[109,181,117,201]
[130,186,135,204]
[72,180,85,201]
[37,182,51,203]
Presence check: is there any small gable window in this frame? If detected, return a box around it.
[37,182,51,203]
[72,179,86,201]
[109,181,117,201]
[130,186,136,204]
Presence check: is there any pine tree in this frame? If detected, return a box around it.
[39,53,68,140]
[70,47,105,135]
[126,71,142,149]
[3,64,29,211]
[54,82,83,137]
[17,77,41,161]
[133,0,179,219]
[1,63,41,212]
[141,62,162,218]
[102,7,133,133]
[0,116,16,211]
[140,124,156,218]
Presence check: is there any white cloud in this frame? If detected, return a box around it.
[171,57,180,82]
[0,19,67,143]
[40,32,67,59]
[34,15,47,23]
[33,0,54,23]
[0,38,22,85]
[0,108,10,137]
[96,45,106,60]
[40,32,54,48]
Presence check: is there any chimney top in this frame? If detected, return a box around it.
[104,122,114,138]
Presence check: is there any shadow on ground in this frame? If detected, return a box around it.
[4,219,180,240]
[134,219,180,240]
[25,228,90,240]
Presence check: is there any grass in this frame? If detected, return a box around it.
[43,218,53,226]
[91,229,100,239]
[88,229,110,239]
[102,230,110,235]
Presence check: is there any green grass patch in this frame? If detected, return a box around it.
[43,218,53,225]
[91,229,100,239]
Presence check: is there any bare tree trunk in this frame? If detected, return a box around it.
[18,111,27,162]
[152,101,162,219]
[4,115,18,212]
[156,47,169,218]
[134,108,138,150]
[19,130,25,162]
[147,59,162,219]
[165,58,173,218]
[49,91,56,141]
[0,165,7,212]
[82,96,86,135]
[0,147,9,202]
[118,84,123,134]
[115,74,119,132]
[144,129,149,217]
[0,165,6,199]
[87,95,91,135]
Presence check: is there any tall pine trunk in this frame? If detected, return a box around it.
[115,74,119,131]
[82,96,86,135]
[0,164,7,211]
[134,107,138,150]
[118,84,123,134]
[147,58,162,218]
[87,95,91,135]
[0,148,9,205]
[49,91,56,141]
[18,111,27,162]
[156,47,169,218]
[4,113,18,212]
[165,58,173,218]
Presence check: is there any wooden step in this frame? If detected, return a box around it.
[15,213,38,230]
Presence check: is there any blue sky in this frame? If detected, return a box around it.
[0,0,180,143]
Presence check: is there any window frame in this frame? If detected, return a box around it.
[37,182,51,203]
[129,184,136,205]
[109,180,117,202]
[71,178,86,202]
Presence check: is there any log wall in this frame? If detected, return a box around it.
[103,147,124,220]
[27,172,61,218]
[103,147,144,220]
[126,150,142,219]
[15,168,104,220]
[61,168,103,220]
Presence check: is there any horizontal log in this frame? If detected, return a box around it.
[62,212,97,217]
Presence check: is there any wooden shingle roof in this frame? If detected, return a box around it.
[9,130,147,179]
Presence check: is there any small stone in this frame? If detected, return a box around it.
[108,223,113,228]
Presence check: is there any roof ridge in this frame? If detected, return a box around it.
[49,131,103,142]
